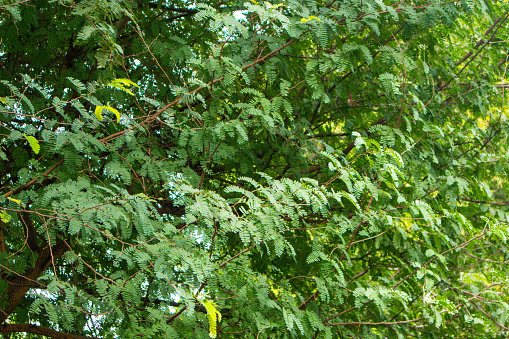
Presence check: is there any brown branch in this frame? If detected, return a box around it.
[0,323,97,339]
[300,182,380,311]
[458,83,509,89]
[0,239,68,323]
[455,39,484,66]
[342,116,386,156]
[455,50,473,66]
[166,304,186,324]
[4,159,64,199]
[322,300,373,324]
[326,317,425,327]
[440,8,509,91]
[0,219,5,253]
[338,182,380,261]
[298,290,319,310]
[485,9,509,36]
[146,3,198,13]
[100,38,296,144]
[471,301,509,331]
[218,245,254,268]
[464,251,509,264]
[18,211,40,251]
[166,245,256,322]
[307,132,348,138]
[351,268,369,280]
[461,198,509,206]
[2,38,297,200]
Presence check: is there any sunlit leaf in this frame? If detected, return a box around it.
[95,106,120,122]
[23,134,40,154]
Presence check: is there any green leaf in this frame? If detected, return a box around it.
[0,210,11,223]
[23,134,40,154]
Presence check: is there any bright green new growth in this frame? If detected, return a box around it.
[108,78,140,96]
[202,299,222,338]
[95,105,121,123]
[23,134,40,154]
[1,0,509,338]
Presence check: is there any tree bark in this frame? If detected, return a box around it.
[0,323,97,339]
[0,239,68,323]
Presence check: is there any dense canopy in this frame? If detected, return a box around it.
[2,0,509,338]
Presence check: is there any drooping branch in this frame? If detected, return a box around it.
[18,211,40,251]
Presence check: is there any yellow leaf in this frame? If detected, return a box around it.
[95,106,120,123]
[7,197,21,205]
[95,106,104,121]
[121,87,134,96]
[23,134,40,154]
[108,78,139,96]
[109,78,140,88]
[134,193,157,202]
[270,3,284,9]
[104,106,120,123]
[301,16,321,23]
[201,300,221,338]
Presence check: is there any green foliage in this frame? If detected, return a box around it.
[1,0,509,338]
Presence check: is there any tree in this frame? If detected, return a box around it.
[1,0,509,337]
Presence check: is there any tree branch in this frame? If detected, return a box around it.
[461,198,509,206]
[4,159,64,199]
[326,317,426,327]
[146,3,198,14]
[0,323,97,339]
[440,8,509,91]
[0,239,68,323]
